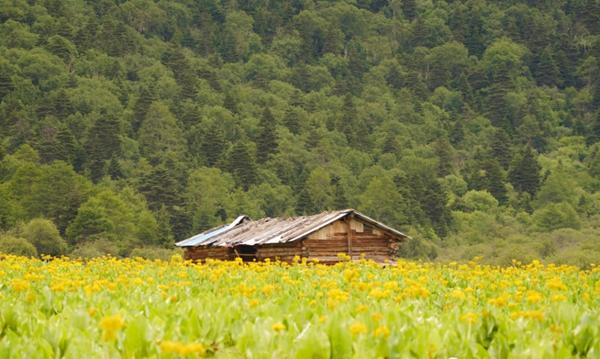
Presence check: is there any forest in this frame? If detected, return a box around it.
[0,0,599,265]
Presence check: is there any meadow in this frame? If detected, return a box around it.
[0,254,599,358]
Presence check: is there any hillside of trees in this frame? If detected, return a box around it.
[1,0,600,265]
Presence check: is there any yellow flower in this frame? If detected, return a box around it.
[11,279,30,292]
[511,310,544,321]
[371,312,384,322]
[546,277,567,291]
[448,289,466,300]
[460,312,478,324]
[551,294,567,302]
[374,325,390,338]
[272,322,286,332]
[350,321,367,336]
[355,304,368,313]
[526,290,543,304]
[160,341,206,356]
[262,284,276,295]
[368,288,390,299]
[99,315,125,341]
[488,295,509,308]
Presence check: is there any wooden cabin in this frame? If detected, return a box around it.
[176,209,408,264]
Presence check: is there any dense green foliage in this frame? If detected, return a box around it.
[1,0,600,264]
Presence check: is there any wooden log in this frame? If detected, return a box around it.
[345,216,353,257]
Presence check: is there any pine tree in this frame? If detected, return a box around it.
[414,173,451,237]
[0,65,14,101]
[534,46,561,87]
[331,175,348,209]
[257,108,278,163]
[38,126,62,164]
[338,94,357,144]
[385,65,404,90]
[138,163,182,211]
[132,86,156,134]
[202,122,226,166]
[108,157,123,180]
[490,129,512,169]
[482,158,508,204]
[295,187,314,215]
[486,78,511,131]
[449,120,464,146]
[229,141,258,190]
[402,0,417,21]
[223,92,238,114]
[433,139,453,177]
[508,147,541,196]
[156,204,174,246]
[162,47,197,99]
[592,59,600,111]
[52,89,73,118]
[283,107,301,135]
[588,110,600,144]
[86,115,121,182]
[383,133,400,155]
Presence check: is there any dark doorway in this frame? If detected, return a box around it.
[234,245,257,262]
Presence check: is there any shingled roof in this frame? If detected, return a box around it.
[176,209,408,248]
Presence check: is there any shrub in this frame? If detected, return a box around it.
[129,247,182,260]
[69,239,119,258]
[462,190,498,212]
[21,218,66,256]
[532,202,581,232]
[0,235,37,257]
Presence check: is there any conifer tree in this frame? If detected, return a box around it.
[433,139,453,177]
[482,158,508,204]
[132,86,156,134]
[202,122,226,166]
[490,129,512,169]
[138,163,182,211]
[162,47,197,99]
[229,141,258,190]
[257,108,278,163]
[508,147,541,196]
[86,115,121,182]
[156,204,174,246]
[223,92,238,114]
[108,157,123,180]
[39,126,74,165]
[534,46,561,87]
[414,173,451,237]
[592,59,600,111]
[331,175,348,209]
[385,65,404,90]
[339,94,357,144]
[449,120,464,146]
[0,64,14,101]
[283,107,301,135]
[588,110,600,145]
[383,133,400,155]
[402,0,417,20]
[295,187,314,215]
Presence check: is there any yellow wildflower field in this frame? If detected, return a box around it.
[0,254,599,358]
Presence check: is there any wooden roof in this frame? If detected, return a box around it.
[176,209,408,248]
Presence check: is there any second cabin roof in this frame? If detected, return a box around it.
[176,209,409,248]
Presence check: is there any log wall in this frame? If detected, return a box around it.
[255,241,302,262]
[184,246,231,261]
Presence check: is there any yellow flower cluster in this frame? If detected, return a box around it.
[99,314,125,341]
[0,253,598,358]
[160,341,206,356]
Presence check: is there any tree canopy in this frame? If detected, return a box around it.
[0,0,599,264]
